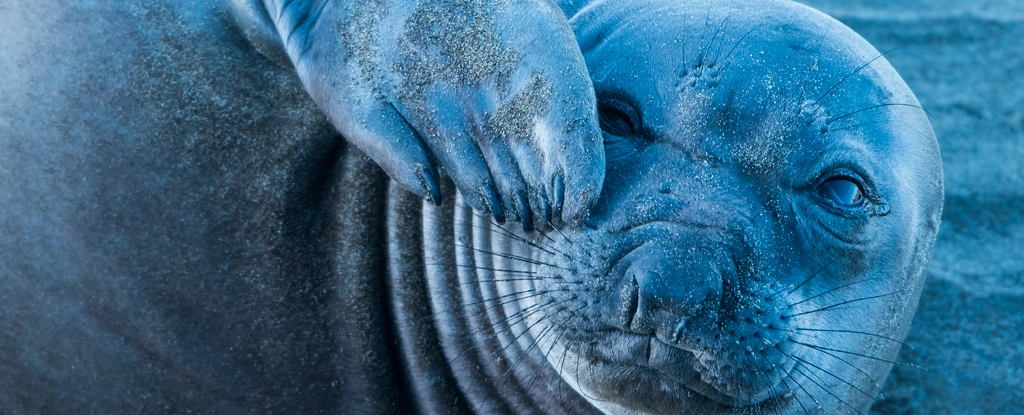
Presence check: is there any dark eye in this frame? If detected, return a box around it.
[818,178,865,208]
[598,102,638,137]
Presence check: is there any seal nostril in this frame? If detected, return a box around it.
[673,320,687,343]
[620,273,640,330]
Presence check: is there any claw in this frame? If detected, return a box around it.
[517,191,534,233]
[417,164,443,205]
[538,186,552,228]
[552,173,565,227]
[481,185,506,224]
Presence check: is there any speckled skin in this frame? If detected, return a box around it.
[0,0,941,414]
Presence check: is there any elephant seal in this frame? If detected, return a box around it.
[390,0,942,413]
[0,0,940,414]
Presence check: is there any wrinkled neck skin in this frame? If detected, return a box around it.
[226,0,943,414]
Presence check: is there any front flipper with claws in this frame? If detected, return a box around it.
[228,0,606,230]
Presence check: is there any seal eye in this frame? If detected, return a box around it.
[598,102,638,137]
[818,178,865,208]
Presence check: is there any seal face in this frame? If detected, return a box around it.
[435,0,942,413]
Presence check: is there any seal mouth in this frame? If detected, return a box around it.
[574,330,792,410]
[648,336,793,407]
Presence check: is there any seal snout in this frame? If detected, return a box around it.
[616,239,725,342]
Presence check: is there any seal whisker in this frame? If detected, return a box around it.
[756,336,823,414]
[789,339,920,368]
[791,364,867,415]
[556,336,574,406]
[508,331,558,413]
[694,0,717,71]
[459,289,549,309]
[684,394,705,415]
[411,287,557,327]
[449,308,569,413]
[813,50,891,106]
[539,216,603,259]
[583,340,615,405]
[780,257,838,297]
[477,289,570,313]
[497,312,566,393]
[825,119,890,134]
[784,290,904,318]
[778,377,814,415]
[701,11,734,69]
[571,338,609,403]
[713,22,764,78]
[825,103,927,125]
[785,332,884,391]
[766,250,812,289]
[473,223,560,257]
[514,318,572,408]
[780,348,881,405]
[493,308,559,371]
[765,381,789,415]
[468,209,547,248]
[793,327,912,349]
[795,20,833,112]
[445,300,560,367]
[446,263,538,275]
[455,243,571,271]
[460,277,575,286]
[488,301,565,337]
[815,45,905,106]
[469,211,572,259]
[483,299,556,334]
[789,276,884,307]
[535,225,563,248]
[428,261,535,275]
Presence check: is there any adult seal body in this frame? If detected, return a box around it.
[0,0,941,414]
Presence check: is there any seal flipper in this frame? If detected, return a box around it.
[229,0,606,230]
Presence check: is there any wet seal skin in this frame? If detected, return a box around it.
[227,0,606,229]
[0,0,939,413]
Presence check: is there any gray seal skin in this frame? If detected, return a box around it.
[0,1,941,415]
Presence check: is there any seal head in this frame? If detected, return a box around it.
[444,0,942,413]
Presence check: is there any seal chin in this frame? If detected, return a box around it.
[566,330,791,411]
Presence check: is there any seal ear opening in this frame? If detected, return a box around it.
[226,0,292,69]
